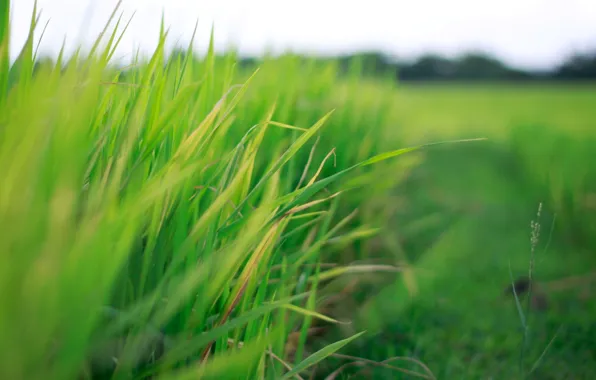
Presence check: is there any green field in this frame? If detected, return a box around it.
[328,84,596,379]
[2,8,596,379]
[295,83,596,379]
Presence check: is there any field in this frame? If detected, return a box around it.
[327,84,596,379]
[2,9,596,380]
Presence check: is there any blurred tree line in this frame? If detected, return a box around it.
[239,50,596,82]
[333,50,596,82]
[23,48,596,83]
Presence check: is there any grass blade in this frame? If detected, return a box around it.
[281,331,366,379]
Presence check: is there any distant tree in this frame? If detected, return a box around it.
[452,52,508,79]
[554,52,596,80]
[397,54,455,80]
[396,51,542,82]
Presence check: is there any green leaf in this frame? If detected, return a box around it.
[281,331,367,379]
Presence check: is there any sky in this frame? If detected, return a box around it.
[9,0,596,70]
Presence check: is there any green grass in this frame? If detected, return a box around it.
[0,4,437,380]
[3,3,596,380]
[310,89,596,378]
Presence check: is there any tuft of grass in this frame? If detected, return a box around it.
[2,3,474,379]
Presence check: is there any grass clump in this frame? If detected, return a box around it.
[0,3,440,379]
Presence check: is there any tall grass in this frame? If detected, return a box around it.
[0,4,444,379]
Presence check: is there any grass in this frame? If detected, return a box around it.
[3,2,596,379]
[0,3,442,379]
[310,90,596,378]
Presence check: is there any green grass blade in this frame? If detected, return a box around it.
[281,331,367,379]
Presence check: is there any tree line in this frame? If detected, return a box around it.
[239,50,596,82]
[333,50,596,82]
[25,48,596,83]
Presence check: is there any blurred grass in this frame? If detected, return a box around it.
[0,4,428,380]
[314,87,596,378]
[3,2,596,379]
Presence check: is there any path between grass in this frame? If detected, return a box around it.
[350,143,596,379]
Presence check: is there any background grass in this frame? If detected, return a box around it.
[2,3,596,379]
[310,86,596,378]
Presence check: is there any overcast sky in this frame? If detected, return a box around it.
[10,0,596,69]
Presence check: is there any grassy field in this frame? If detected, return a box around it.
[314,85,596,378]
[2,5,596,379]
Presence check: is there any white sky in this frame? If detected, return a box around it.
[10,0,596,69]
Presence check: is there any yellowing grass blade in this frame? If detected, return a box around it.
[268,120,309,132]
[280,303,350,325]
